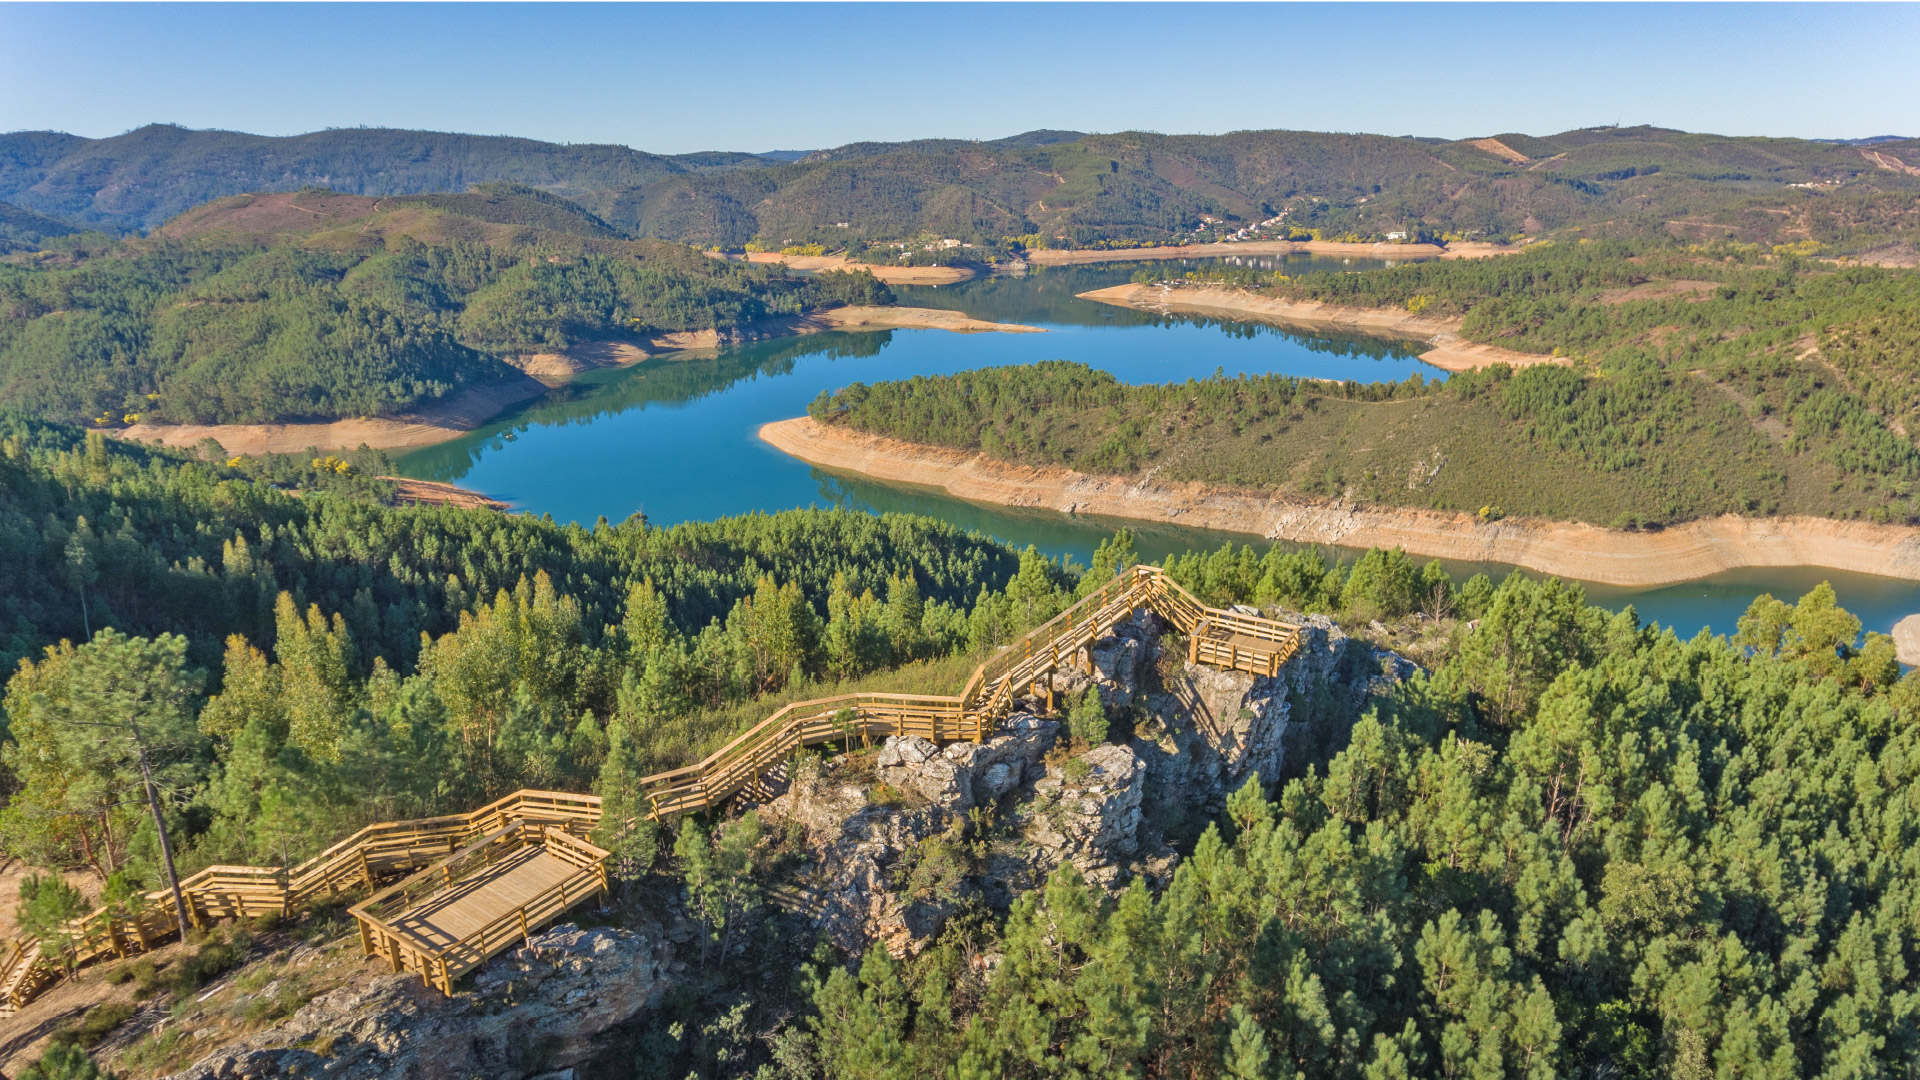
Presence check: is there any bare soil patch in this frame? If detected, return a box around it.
[1027,239,1518,266]
[1594,279,1718,305]
[1465,138,1530,164]
[156,191,382,242]
[510,341,650,385]
[718,252,977,285]
[108,376,549,456]
[382,477,508,511]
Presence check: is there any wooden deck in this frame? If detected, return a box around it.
[383,846,576,954]
[351,820,610,993]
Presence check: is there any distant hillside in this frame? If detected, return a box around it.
[599,125,1920,250]
[0,124,686,226]
[0,200,81,252]
[156,183,627,250]
[6,122,1919,252]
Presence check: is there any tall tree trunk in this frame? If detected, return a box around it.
[132,730,192,944]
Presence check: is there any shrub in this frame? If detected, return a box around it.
[1067,686,1109,746]
[48,1002,137,1050]
[18,1045,111,1080]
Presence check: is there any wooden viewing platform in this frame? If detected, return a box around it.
[351,819,610,994]
[0,566,1298,1009]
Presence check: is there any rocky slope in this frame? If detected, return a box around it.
[162,924,670,1080]
[762,607,1416,953]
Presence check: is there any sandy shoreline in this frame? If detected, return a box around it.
[760,416,1920,588]
[1028,239,1518,266]
[105,306,1040,456]
[382,477,510,510]
[1078,283,1555,373]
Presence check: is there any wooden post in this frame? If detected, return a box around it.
[358,848,373,889]
[518,907,530,945]
[442,865,454,892]
[356,916,373,957]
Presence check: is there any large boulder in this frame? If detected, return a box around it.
[875,715,1060,814]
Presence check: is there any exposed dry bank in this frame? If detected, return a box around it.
[761,416,1920,587]
[1027,238,1519,265]
[106,307,1042,455]
[1078,282,1554,372]
[720,251,978,284]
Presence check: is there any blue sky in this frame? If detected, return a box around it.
[3,3,1913,152]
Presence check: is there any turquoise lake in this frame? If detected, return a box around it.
[394,257,1920,640]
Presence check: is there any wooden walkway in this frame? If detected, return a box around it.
[0,565,1298,1009]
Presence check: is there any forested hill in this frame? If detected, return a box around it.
[6,123,1919,252]
[0,208,893,425]
[0,124,690,227]
[0,201,79,254]
[13,403,1920,1079]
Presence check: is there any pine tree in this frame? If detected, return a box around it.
[1068,685,1109,746]
[591,723,657,883]
[1223,1004,1272,1080]
[810,947,911,1080]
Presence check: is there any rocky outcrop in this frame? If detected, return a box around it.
[1016,743,1150,888]
[763,766,952,956]
[763,605,1418,953]
[168,924,670,1080]
[874,714,1059,813]
[765,715,1058,955]
[1133,611,1415,834]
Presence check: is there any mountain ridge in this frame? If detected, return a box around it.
[4,122,1918,251]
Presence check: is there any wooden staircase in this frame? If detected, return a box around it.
[0,566,1297,1012]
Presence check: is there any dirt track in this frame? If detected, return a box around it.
[760,417,1920,588]
[1078,283,1553,372]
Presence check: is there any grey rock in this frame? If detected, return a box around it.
[767,719,1057,955]
[1019,742,1148,887]
[165,924,670,1080]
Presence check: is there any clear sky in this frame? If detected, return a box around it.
[3,3,1914,152]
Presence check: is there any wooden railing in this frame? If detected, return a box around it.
[0,790,602,1012]
[0,566,1300,1011]
[639,565,1301,818]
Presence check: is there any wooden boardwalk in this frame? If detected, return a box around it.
[0,565,1299,1008]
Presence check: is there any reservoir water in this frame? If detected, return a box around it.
[394,257,1920,640]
